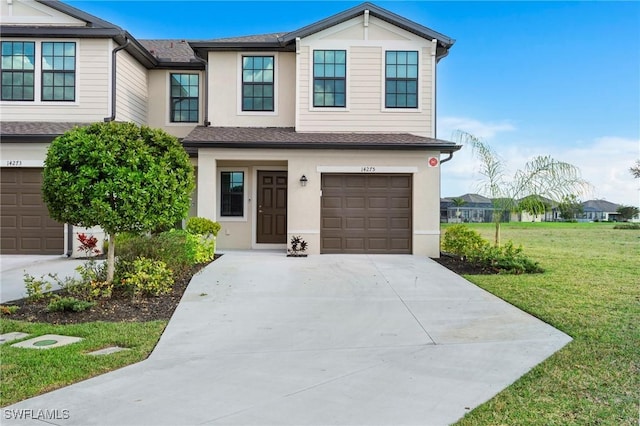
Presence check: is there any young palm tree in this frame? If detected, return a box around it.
[455,130,590,245]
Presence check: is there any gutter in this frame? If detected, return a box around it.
[104,36,131,122]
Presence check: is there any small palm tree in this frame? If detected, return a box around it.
[455,131,590,245]
[451,197,466,220]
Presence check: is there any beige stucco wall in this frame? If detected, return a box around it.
[208,51,296,127]
[296,15,436,137]
[196,148,442,257]
[147,69,204,139]
[0,37,111,121]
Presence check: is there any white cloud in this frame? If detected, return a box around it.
[438,116,516,140]
[441,130,640,207]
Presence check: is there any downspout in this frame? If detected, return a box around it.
[193,53,210,126]
[66,224,73,257]
[440,151,454,164]
[104,36,131,122]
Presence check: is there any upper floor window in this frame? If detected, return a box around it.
[313,50,346,107]
[220,171,244,217]
[170,73,199,123]
[385,51,418,108]
[1,41,35,101]
[242,56,274,111]
[42,42,76,101]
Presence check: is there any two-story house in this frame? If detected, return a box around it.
[1,0,460,257]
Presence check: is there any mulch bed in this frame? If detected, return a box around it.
[1,263,210,325]
[2,254,490,325]
[430,253,498,275]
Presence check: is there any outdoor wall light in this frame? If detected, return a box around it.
[299,175,308,187]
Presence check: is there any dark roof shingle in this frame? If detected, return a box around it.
[183,127,460,152]
[138,39,198,63]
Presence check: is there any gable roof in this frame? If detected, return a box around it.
[182,127,461,152]
[190,2,454,59]
[1,1,202,69]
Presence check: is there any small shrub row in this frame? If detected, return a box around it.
[442,224,543,274]
[614,223,640,230]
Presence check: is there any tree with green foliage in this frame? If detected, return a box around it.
[456,131,590,245]
[616,205,639,221]
[518,195,551,220]
[42,122,195,283]
[558,194,584,221]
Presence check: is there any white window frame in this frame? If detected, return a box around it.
[380,48,422,113]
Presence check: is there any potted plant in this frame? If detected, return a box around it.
[287,235,308,257]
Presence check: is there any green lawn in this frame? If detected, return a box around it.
[0,320,166,407]
[452,222,639,425]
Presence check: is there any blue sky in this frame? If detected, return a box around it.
[68,1,640,206]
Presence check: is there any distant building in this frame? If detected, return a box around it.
[580,200,621,222]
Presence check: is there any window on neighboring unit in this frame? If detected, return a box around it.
[385,51,418,108]
[242,56,274,111]
[313,50,346,107]
[1,41,35,101]
[42,42,76,101]
[220,171,244,217]
[170,73,199,122]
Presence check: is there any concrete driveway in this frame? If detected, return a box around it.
[1,252,571,425]
[1,256,86,303]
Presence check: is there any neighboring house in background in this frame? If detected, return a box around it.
[1,0,461,257]
[440,194,495,223]
[580,200,621,222]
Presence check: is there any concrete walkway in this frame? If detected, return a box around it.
[1,252,571,425]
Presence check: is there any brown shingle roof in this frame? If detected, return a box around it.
[202,33,287,44]
[138,39,197,63]
[1,122,91,136]
[183,127,461,152]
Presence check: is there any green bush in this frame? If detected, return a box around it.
[23,273,54,302]
[614,223,640,230]
[442,224,489,258]
[116,229,213,279]
[0,305,20,315]
[46,296,95,312]
[120,257,173,297]
[116,230,191,278]
[186,217,221,237]
[478,241,544,274]
[442,225,543,274]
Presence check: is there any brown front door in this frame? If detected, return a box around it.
[257,171,287,244]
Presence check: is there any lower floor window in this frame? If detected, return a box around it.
[221,171,244,217]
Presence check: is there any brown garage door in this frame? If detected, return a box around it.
[1,168,64,254]
[321,174,412,254]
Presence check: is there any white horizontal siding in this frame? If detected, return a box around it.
[115,50,148,125]
[296,34,435,136]
[0,38,110,122]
